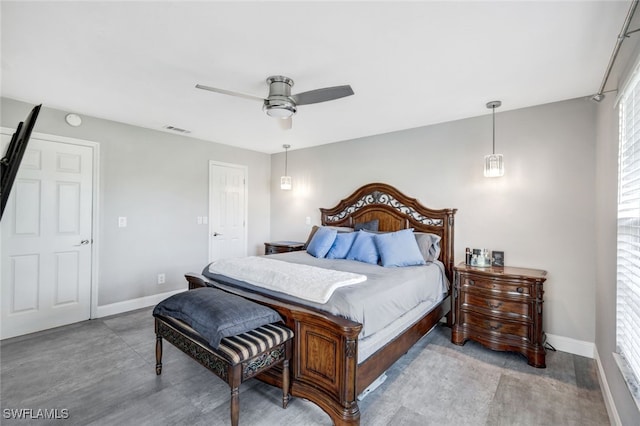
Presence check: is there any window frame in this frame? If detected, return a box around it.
[616,64,640,411]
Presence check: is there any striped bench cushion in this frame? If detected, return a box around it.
[159,316,293,365]
[218,323,294,364]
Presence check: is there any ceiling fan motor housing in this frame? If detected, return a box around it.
[264,76,297,118]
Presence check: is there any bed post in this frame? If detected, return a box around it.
[445,212,455,326]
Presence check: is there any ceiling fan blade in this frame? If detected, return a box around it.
[278,117,292,130]
[291,85,354,106]
[195,84,265,102]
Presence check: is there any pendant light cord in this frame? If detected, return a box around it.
[282,144,290,176]
[486,100,501,154]
[492,106,496,155]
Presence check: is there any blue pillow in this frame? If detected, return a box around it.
[374,229,426,267]
[306,226,338,258]
[326,232,358,259]
[346,231,379,264]
[153,287,282,349]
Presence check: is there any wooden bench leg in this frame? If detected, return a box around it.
[230,364,241,426]
[282,359,290,409]
[230,386,239,426]
[155,334,163,375]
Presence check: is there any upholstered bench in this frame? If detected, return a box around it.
[153,287,294,426]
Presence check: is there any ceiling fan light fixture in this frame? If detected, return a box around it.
[265,105,295,118]
[263,97,297,118]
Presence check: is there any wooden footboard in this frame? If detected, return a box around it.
[186,273,450,426]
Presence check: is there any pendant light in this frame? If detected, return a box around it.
[484,100,504,178]
[280,144,292,190]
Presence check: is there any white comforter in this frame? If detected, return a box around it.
[207,256,367,304]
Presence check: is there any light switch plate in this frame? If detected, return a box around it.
[118,217,127,228]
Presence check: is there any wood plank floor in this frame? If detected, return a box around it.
[0,308,610,425]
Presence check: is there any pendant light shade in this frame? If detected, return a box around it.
[281,144,292,190]
[280,175,292,190]
[484,101,504,178]
[484,153,504,177]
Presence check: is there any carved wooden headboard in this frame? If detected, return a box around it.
[320,182,457,281]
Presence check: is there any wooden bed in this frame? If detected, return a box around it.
[185,182,457,425]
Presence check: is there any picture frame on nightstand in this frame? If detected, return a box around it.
[492,250,505,267]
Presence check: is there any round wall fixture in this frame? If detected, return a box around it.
[65,113,82,127]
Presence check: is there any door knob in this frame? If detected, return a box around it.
[212,232,223,237]
[75,239,90,246]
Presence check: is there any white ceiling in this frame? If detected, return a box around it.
[0,1,630,154]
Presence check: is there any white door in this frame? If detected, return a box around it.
[1,136,93,339]
[209,161,247,262]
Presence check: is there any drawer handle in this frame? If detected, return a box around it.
[468,279,475,286]
[517,287,524,293]
[485,320,503,331]
[487,301,503,309]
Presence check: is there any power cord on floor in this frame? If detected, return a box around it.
[544,342,557,352]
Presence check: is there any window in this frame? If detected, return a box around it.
[617,68,640,398]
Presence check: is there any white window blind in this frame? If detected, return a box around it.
[617,69,640,385]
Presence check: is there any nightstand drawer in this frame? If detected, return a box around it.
[462,275,532,297]
[460,311,530,340]
[461,292,532,320]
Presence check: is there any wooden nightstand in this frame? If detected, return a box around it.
[451,262,548,368]
[264,241,305,255]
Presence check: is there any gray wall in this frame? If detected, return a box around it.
[271,98,597,344]
[1,97,271,307]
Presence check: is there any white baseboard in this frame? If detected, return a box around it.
[94,288,187,318]
[546,333,595,358]
[594,346,622,426]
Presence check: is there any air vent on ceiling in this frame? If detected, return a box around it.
[163,125,191,134]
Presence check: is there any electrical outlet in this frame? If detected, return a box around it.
[157,273,165,284]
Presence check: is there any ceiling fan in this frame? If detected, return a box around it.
[196,76,354,129]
